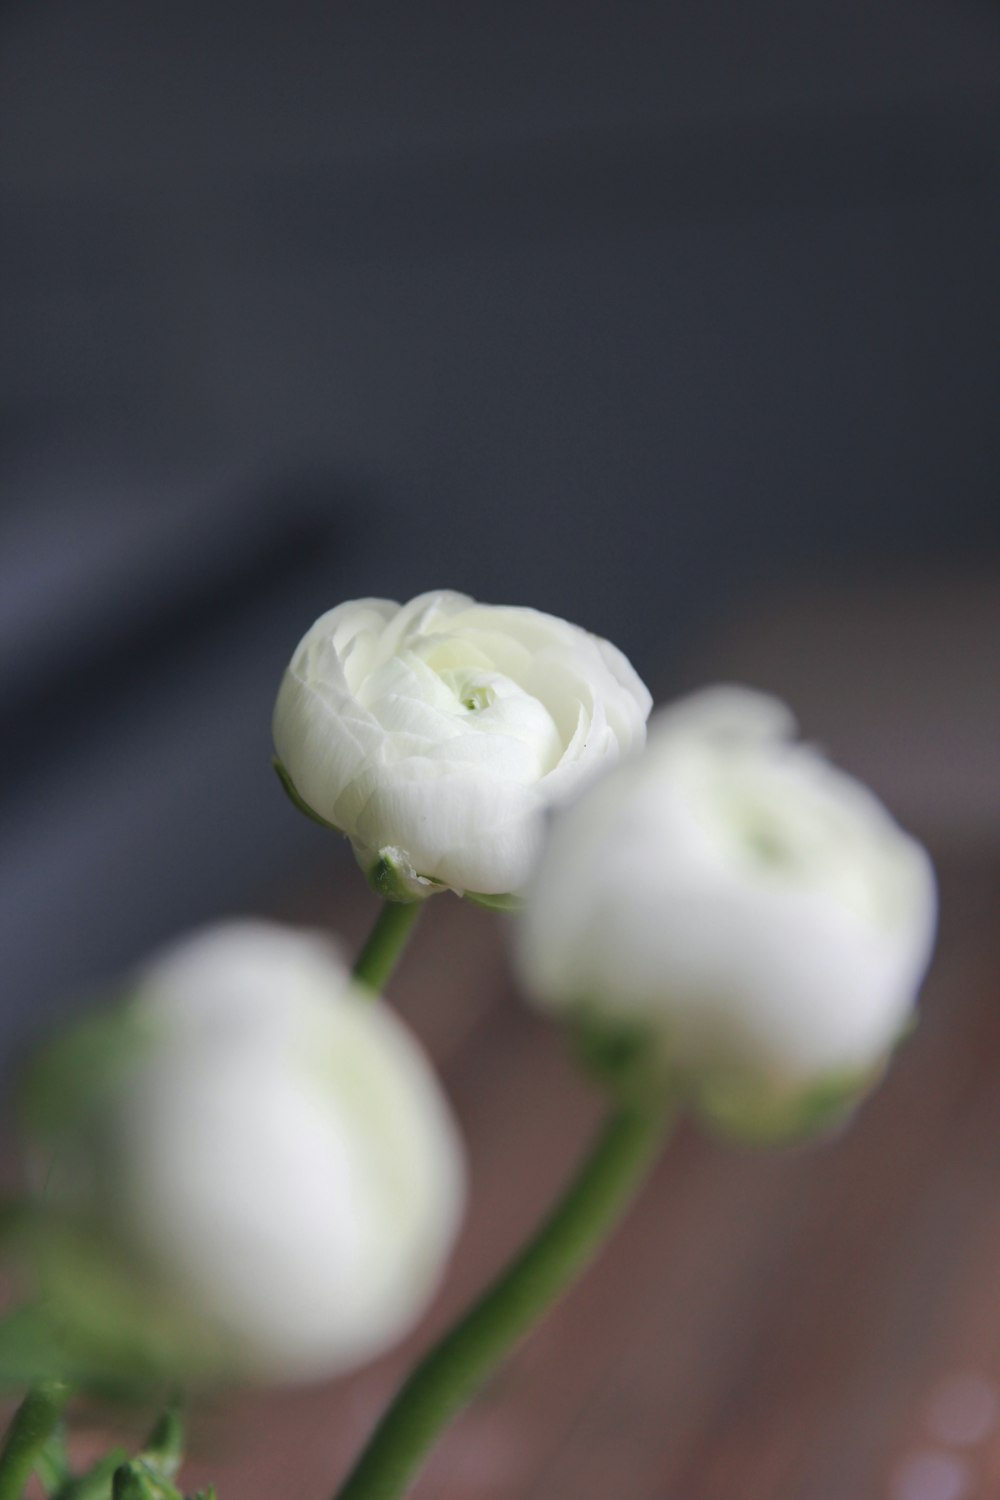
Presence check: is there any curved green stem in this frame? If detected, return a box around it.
[334,1098,673,1500]
[352,902,424,994]
[0,1380,72,1500]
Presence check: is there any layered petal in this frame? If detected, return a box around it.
[273,591,652,898]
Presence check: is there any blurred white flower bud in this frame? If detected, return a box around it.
[272,590,651,901]
[515,687,937,1140]
[25,922,465,1383]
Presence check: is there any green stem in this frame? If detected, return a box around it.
[334,1098,673,1500]
[0,1381,72,1500]
[352,902,423,994]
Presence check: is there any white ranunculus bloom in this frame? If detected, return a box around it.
[27,922,465,1382]
[272,590,652,901]
[515,687,937,1140]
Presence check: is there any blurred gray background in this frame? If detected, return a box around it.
[2,1,999,1062]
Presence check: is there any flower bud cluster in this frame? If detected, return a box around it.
[15,591,938,1404]
[271,592,935,1139]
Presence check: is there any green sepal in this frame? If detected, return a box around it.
[0,1213,231,1398]
[0,1298,163,1403]
[463,890,524,913]
[366,852,438,904]
[271,757,342,833]
[693,1060,884,1148]
[367,857,524,909]
[113,1461,183,1500]
[111,1465,153,1500]
[137,1400,184,1481]
[568,1011,669,1109]
[55,1449,129,1500]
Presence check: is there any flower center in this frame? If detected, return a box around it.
[461,684,496,713]
[435,667,563,776]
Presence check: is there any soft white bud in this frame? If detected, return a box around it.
[27,921,465,1382]
[272,590,652,900]
[515,687,937,1140]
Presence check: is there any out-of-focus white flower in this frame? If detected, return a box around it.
[25,922,465,1383]
[272,590,651,901]
[515,687,937,1141]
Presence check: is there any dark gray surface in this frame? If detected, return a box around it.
[4,2,999,658]
[0,469,352,1061]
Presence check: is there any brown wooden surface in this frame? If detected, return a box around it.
[55,849,1000,1498]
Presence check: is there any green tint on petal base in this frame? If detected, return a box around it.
[272,757,344,834]
[275,756,525,911]
[463,890,524,913]
[690,1060,887,1146]
[10,1216,233,1394]
[563,1005,899,1147]
[365,851,523,910]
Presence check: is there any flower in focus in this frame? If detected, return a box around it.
[272,590,652,901]
[21,921,465,1383]
[515,687,937,1141]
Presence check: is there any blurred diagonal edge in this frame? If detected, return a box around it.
[0,466,368,1052]
[0,469,354,790]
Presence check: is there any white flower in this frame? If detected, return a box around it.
[515,687,937,1140]
[27,922,465,1382]
[272,590,651,900]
